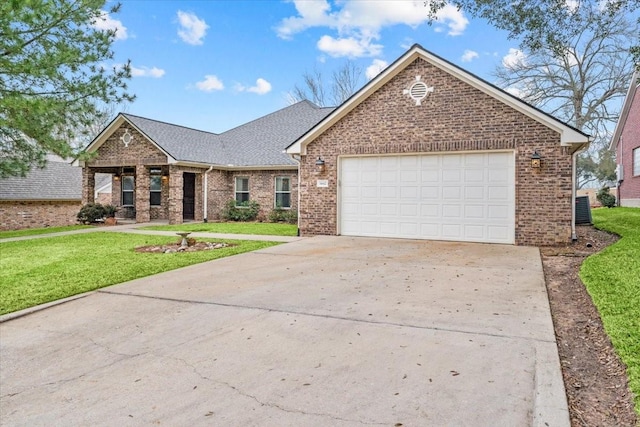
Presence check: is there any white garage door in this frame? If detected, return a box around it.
[340,152,515,244]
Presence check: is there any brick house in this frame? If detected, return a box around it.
[287,45,589,246]
[79,101,333,224]
[0,157,79,230]
[611,70,640,207]
[82,44,589,246]
[0,157,112,231]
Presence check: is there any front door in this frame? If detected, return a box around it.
[183,173,195,220]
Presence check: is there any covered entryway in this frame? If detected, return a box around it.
[339,152,515,244]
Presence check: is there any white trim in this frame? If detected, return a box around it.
[287,45,589,155]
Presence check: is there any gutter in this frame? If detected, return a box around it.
[203,165,213,222]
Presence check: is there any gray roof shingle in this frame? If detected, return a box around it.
[0,159,81,200]
[122,100,334,167]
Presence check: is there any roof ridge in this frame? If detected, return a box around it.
[219,100,326,136]
[122,113,219,135]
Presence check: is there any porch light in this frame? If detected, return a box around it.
[161,174,169,182]
[315,157,326,173]
[531,151,542,169]
[114,174,120,181]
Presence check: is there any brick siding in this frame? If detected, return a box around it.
[206,170,298,221]
[298,58,575,246]
[617,87,640,207]
[0,201,81,231]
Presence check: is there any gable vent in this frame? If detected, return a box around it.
[403,76,434,106]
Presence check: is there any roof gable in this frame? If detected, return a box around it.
[287,44,589,155]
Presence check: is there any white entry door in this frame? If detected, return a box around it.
[339,152,515,244]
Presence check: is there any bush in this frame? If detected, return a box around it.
[221,200,260,221]
[77,203,106,224]
[268,208,298,224]
[596,186,616,208]
[103,204,118,218]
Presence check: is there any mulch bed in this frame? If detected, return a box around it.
[540,224,638,426]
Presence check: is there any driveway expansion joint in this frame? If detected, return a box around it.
[97,290,557,344]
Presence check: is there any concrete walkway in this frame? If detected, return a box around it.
[0,236,569,426]
[0,222,302,243]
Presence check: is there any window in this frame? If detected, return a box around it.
[634,147,640,176]
[150,174,162,206]
[235,177,249,204]
[122,176,134,206]
[275,177,291,208]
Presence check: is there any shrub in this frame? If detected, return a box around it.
[221,200,260,221]
[103,204,118,218]
[268,208,298,224]
[77,203,106,224]
[596,186,616,208]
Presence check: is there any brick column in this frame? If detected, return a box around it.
[82,167,95,205]
[135,165,150,223]
[169,166,183,224]
[194,173,204,222]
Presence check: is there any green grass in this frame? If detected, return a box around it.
[0,225,93,239]
[0,232,279,315]
[580,207,640,416]
[141,221,298,236]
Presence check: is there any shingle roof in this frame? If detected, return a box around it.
[0,159,81,200]
[121,100,334,167]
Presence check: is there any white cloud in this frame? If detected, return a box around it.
[131,66,165,78]
[502,48,527,69]
[276,0,469,58]
[177,11,208,45]
[92,11,128,40]
[317,35,382,58]
[461,49,479,62]
[196,75,224,92]
[433,4,469,36]
[504,86,524,98]
[366,59,388,79]
[236,78,272,95]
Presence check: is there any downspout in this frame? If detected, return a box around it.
[203,165,213,222]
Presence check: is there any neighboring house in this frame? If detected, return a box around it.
[611,70,640,207]
[0,157,82,230]
[80,100,333,223]
[81,44,589,246]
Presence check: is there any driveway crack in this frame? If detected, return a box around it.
[167,355,387,426]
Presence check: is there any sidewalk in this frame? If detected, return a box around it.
[0,222,302,243]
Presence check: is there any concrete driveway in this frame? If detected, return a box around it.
[0,236,568,426]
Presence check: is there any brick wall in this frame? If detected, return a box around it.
[206,170,298,221]
[298,57,575,246]
[617,87,640,207]
[0,201,81,231]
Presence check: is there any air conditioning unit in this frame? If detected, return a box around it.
[616,164,624,182]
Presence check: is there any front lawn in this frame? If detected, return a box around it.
[0,225,93,239]
[581,207,640,415]
[141,221,298,236]
[0,232,279,315]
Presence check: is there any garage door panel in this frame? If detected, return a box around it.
[340,153,514,244]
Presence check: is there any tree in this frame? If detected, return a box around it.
[428,0,640,70]
[488,2,637,187]
[289,61,363,107]
[0,0,134,177]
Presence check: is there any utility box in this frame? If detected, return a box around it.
[575,195,592,225]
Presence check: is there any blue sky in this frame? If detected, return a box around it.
[97,0,520,133]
